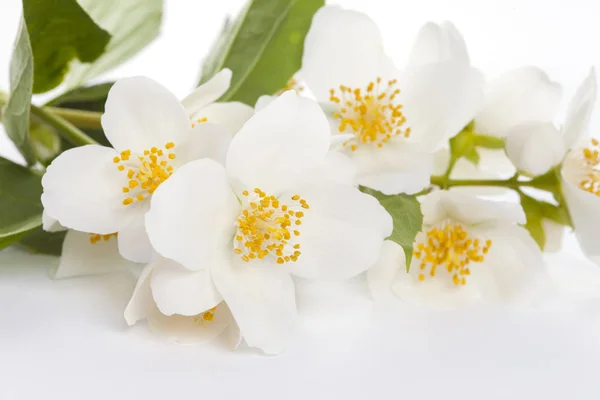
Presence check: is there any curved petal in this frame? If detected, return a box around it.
[255,95,276,112]
[211,256,297,355]
[504,122,566,176]
[475,67,563,137]
[408,21,469,66]
[299,151,357,186]
[191,102,254,135]
[176,122,231,166]
[300,6,391,102]
[399,61,484,148]
[226,92,330,195]
[367,240,405,301]
[287,180,392,280]
[348,142,434,195]
[42,211,66,232]
[124,262,155,325]
[182,69,232,117]
[102,77,191,153]
[562,68,597,149]
[150,257,222,316]
[541,219,565,253]
[147,302,233,344]
[41,145,132,234]
[471,222,549,305]
[421,190,526,226]
[51,230,133,279]
[117,212,153,263]
[145,159,239,271]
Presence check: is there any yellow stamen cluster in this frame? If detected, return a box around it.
[235,188,309,265]
[278,77,304,94]
[191,117,208,128]
[193,306,217,327]
[412,223,492,286]
[113,142,177,206]
[329,77,410,151]
[579,138,600,196]
[89,232,118,244]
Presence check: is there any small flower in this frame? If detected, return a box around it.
[181,68,254,134]
[42,77,232,263]
[300,7,483,195]
[504,69,595,176]
[144,92,392,354]
[368,191,548,307]
[124,257,241,347]
[42,212,136,279]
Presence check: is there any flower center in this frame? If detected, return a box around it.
[412,222,492,286]
[113,142,177,206]
[89,232,118,244]
[278,77,304,94]
[578,138,600,196]
[329,77,410,151]
[234,188,309,264]
[191,117,208,128]
[193,306,217,326]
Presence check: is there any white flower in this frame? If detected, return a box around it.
[181,68,254,134]
[124,257,241,347]
[41,77,232,263]
[143,92,392,354]
[504,69,595,176]
[300,7,483,195]
[368,191,548,307]
[42,212,136,279]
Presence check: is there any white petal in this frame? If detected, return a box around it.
[51,230,132,279]
[191,102,254,135]
[349,141,434,195]
[408,21,469,66]
[124,262,155,325]
[42,210,66,232]
[300,151,357,186]
[211,256,297,355]
[182,69,232,117]
[300,6,391,102]
[367,240,405,301]
[542,219,565,253]
[117,212,153,263]
[255,95,276,112]
[150,257,222,316]
[41,145,132,234]
[145,159,239,270]
[176,122,232,166]
[400,61,484,148]
[472,222,549,305]
[475,67,563,137]
[226,92,330,194]
[421,190,526,226]
[504,122,566,176]
[147,303,232,344]
[102,77,191,153]
[562,68,597,149]
[561,156,600,264]
[287,180,392,280]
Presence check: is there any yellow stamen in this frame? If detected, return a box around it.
[579,139,600,196]
[89,232,118,244]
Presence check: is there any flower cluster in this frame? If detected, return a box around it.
[38,6,598,354]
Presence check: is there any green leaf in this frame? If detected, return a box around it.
[199,0,324,106]
[64,0,163,89]
[519,192,570,250]
[361,187,423,267]
[3,17,37,164]
[23,0,111,93]
[29,116,61,164]
[0,157,44,245]
[18,228,66,256]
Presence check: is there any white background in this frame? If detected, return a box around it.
[1,0,600,399]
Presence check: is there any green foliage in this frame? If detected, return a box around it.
[64,0,163,89]
[519,192,570,250]
[199,0,324,106]
[448,123,506,168]
[18,228,66,256]
[0,157,44,250]
[361,187,423,267]
[3,18,37,164]
[23,0,111,94]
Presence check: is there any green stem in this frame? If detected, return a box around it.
[30,105,98,146]
[44,107,103,130]
[430,175,544,191]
